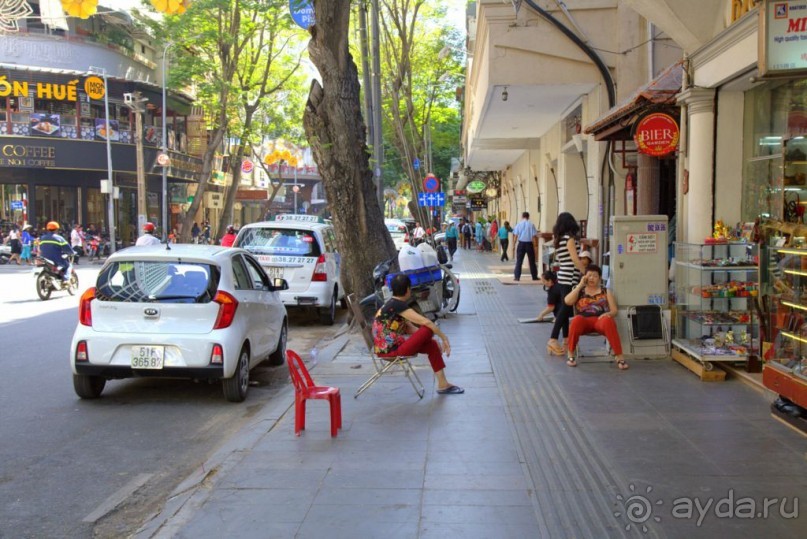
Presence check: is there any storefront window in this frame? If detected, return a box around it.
[1,184,29,227]
[35,185,77,229]
[742,80,807,222]
[85,188,105,231]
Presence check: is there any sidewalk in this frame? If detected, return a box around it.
[137,249,807,539]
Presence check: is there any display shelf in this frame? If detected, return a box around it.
[760,244,807,407]
[674,242,759,379]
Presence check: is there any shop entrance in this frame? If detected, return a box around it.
[34,185,77,229]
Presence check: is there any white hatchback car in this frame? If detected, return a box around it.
[70,244,288,402]
[234,215,345,325]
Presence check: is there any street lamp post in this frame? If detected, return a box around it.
[89,66,116,254]
[160,44,172,242]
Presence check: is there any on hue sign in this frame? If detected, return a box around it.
[633,112,679,156]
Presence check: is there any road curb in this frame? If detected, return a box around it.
[134,327,352,538]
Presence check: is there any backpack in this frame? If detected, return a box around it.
[462,224,471,235]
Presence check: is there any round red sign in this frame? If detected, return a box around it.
[241,159,254,174]
[633,113,680,156]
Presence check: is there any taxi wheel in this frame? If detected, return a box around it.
[320,291,336,325]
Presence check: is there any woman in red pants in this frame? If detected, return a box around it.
[564,264,629,370]
[372,273,464,394]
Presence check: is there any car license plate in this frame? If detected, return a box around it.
[266,267,284,279]
[131,346,165,369]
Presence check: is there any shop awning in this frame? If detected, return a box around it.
[585,60,683,141]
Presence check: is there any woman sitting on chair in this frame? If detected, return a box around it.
[564,264,629,370]
[373,273,464,394]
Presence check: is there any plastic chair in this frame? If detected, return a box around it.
[346,294,425,399]
[286,350,342,437]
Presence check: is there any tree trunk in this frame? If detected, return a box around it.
[303,0,397,299]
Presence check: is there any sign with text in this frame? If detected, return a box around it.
[633,113,679,156]
[760,0,807,77]
[289,0,315,30]
[626,233,658,253]
[469,194,487,210]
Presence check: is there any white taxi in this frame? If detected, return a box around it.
[234,215,345,325]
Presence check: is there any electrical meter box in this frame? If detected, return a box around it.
[608,215,670,359]
[609,215,669,307]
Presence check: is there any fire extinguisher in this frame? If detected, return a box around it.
[625,172,636,216]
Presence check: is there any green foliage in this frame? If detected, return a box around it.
[350,0,465,191]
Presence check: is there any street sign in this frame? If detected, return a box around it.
[423,173,439,193]
[84,76,105,100]
[413,157,420,171]
[10,200,23,210]
[289,0,315,30]
[418,192,445,207]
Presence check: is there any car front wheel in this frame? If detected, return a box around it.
[73,374,106,399]
[223,347,250,402]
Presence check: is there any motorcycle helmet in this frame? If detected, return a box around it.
[46,221,59,231]
[143,222,156,233]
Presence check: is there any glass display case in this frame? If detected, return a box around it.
[674,242,759,370]
[760,245,807,409]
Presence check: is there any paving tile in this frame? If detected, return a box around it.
[312,487,422,506]
[218,467,328,490]
[424,472,527,491]
[177,519,299,539]
[296,520,419,539]
[422,488,534,507]
[419,522,543,539]
[321,469,425,490]
[233,449,335,471]
[425,458,525,476]
[420,503,539,525]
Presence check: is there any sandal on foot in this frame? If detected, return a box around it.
[566,358,577,367]
[437,385,465,395]
[546,343,565,356]
[617,359,629,370]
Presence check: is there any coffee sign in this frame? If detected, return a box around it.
[633,112,680,156]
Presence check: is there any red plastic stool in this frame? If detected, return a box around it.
[286,350,342,437]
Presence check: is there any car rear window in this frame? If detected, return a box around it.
[235,228,322,257]
[386,223,405,233]
[95,261,218,303]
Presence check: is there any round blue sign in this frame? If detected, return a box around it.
[423,174,439,193]
[289,0,315,30]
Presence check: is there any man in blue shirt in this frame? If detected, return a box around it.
[512,211,538,281]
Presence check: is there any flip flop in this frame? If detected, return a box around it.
[437,385,465,395]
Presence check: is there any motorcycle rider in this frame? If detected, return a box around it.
[39,221,74,282]
[136,222,161,246]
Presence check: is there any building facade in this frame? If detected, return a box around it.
[0,3,203,244]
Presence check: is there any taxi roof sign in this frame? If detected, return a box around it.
[269,214,326,224]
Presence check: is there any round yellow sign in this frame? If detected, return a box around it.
[84,76,105,100]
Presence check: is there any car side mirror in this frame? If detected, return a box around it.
[272,278,289,291]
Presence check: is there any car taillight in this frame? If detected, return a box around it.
[75,340,88,362]
[210,344,224,364]
[213,291,238,329]
[404,233,410,243]
[79,287,96,326]
[312,254,328,282]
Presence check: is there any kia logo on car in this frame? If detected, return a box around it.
[144,308,159,316]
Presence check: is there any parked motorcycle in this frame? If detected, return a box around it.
[0,244,10,265]
[34,254,78,300]
[359,255,460,322]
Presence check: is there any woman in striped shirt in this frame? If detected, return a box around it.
[546,212,587,355]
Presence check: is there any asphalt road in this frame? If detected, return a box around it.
[0,262,346,538]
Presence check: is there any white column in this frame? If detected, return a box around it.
[677,88,716,242]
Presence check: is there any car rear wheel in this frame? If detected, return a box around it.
[320,290,336,325]
[73,374,106,399]
[268,321,287,366]
[223,347,250,402]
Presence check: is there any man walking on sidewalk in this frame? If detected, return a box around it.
[512,211,539,281]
